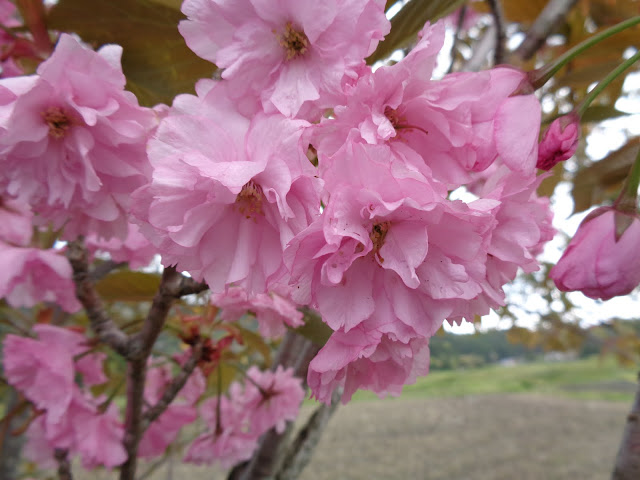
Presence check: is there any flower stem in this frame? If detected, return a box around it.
[529,16,640,89]
[577,50,640,117]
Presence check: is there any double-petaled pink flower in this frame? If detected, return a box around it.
[179,0,389,119]
[0,34,157,240]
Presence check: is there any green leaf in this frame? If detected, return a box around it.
[581,105,628,123]
[206,362,238,395]
[368,0,467,64]
[292,310,333,346]
[235,325,273,367]
[95,271,161,302]
[46,0,216,106]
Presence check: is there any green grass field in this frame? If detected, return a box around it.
[350,356,638,403]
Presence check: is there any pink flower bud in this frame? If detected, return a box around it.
[549,207,640,300]
[536,113,580,171]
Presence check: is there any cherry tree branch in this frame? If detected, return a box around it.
[612,372,640,479]
[66,240,131,358]
[176,275,209,297]
[54,449,73,480]
[68,240,207,480]
[128,266,181,361]
[486,0,506,65]
[141,340,204,430]
[514,0,578,60]
[120,266,186,480]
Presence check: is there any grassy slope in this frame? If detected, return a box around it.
[349,356,638,403]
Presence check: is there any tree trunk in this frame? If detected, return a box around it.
[611,372,640,479]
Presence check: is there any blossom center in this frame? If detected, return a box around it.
[42,106,73,139]
[235,181,264,220]
[384,106,429,138]
[278,22,309,61]
[369,221,390,263]
[384,107,401,129]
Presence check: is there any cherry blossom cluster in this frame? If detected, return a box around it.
[3,323,305,469]
[185,366,305,467]
[4,325,125,469]
[0,0,562,472]
[141,2,553,404]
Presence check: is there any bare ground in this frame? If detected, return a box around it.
[81,394,629,480]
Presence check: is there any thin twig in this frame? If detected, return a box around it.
[514,0,578,61]
[141,340,204,430]
[66,240,131,358]
[486,0,506,65]
[54,449,73,480]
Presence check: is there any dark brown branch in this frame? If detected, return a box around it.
[66,240,131,358]
[612,372,640,480]
[119,359,146,480]
[514,0,578,60]
[176,275,209,297]
[486,0,506,65]
[276,388,342,480]
[54,449,73,480]
[129,266,181,360]
[141,340,204,430]
[120,266,186,480]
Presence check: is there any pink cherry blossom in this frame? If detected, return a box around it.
[0,243,81,312]
[139,405,198,459]
[23,401,125,472]
[242,366,305,434]
[0,34,157,240]
[550,207,640,300]
[287,142,491,338]
[0,196,32,246]
[139,358,205,459]
[86,222,157,269]
[43,391,126,469]
[132,81,321,294]
[0,1,25,78]
[184,396,258,468]
[3,330,76,422]
[536,113,580,170]
[179,0,389,118]
[312,21,541,188]
[3,325,107,415]
[447,167,555,323]
[308,324,430,404]
[211,285,304,338]
[23,417,57,470]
